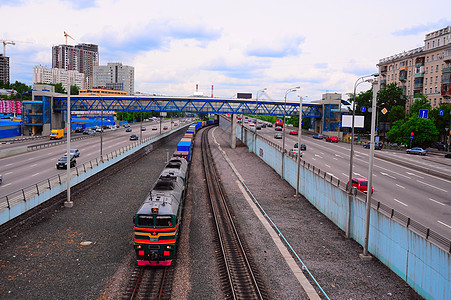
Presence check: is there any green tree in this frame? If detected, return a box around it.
[430,104,451,140]
[54,83,66,94]
[387,116,439,148]
[408,95,431,118]
[70,85,79,95]
[388,105,406,125]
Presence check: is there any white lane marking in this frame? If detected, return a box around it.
[2,183,12,187]
[30,164,37,167]
[333,157,338,161]
[416,180,448,193]
[438,221,451,229]
[381,172,396,179]
[325,164,331,168]
[334,154,343,158]
[327,173,338,179]
[354,172,362,177]
[314,154,323,159]
[393,198,408,206]
[429,198,445,206]
[26,157,35,161]
[5,163,13,167]
[31,173,40,177]
[396,184,405,189]
[342,173,348,177]
[311,158,316,161]
[5,171,13,175]
[407,172,424,179]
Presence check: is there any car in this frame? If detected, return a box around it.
[163,126,168,130]
[435,142,446,151]
[124,124,130,128]
[83,129,95,135]
[256,125,262,130]
[261,124,267,128]
[348,178,373,194]
[289,130,298,135]
[312,133,324,139]
[74,127,84,133]
[126,127,132,132]
[294,143,306,150]
[96,127,103,132]
[0,174,2,184]
[274,133,282,139]
[174,123,178,126]
[65,149,80,158]
[56,155,76,169]
[406,147,427,155]
[445,153,451,158]
[325,136,339,142]
[363,142,382,150]
[267,123,273,127]
[130,134,138,141]
[152,126,158,130]
[289,148,303,157]
[250,126,256,132]
[141,126,146,131]
[275,126,282,131]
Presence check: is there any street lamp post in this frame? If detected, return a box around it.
[64,86,73,207]
[99,94,104,162]
[348,74,378,193]
[361,78,379,258]
[296,95,306,196]
[254,88,267,151]
[281,86,300,178]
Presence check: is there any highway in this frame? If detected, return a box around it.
[1,118,450,240]
[0,119,182,197]
[243,121,451,239]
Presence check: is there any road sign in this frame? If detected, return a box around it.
[360,107,366,112]
[381,108,388,115]
[411,132,414,136]
[419,109,428,119]
[439,110,444,116]
[410,136,413,139]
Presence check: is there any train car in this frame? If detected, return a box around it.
[133,120,209,267]
[133,173,186,266]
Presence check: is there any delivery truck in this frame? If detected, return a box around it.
[50,129,64,140]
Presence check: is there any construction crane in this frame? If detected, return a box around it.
[1,40,33,57]
[1,40,15,57]
[64,31,74,45]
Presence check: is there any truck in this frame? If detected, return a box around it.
[50,129,64,140]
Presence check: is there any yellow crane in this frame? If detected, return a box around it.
[64,31,74,45]
[1,39,33,57]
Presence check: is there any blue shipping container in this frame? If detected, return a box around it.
[177,140,192,161]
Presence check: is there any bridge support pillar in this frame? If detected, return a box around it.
[231,114,237,149]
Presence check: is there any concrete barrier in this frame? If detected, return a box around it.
[0,146,28,158]
[220,116,450,300]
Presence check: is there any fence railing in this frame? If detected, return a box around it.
[234,117,451,253]
[0,137,150,212]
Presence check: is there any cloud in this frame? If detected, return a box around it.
[342,60,378,76]
[392,19,450,36]
[314,63,328,69]
[63,0,98,10]
[246,36,305,58]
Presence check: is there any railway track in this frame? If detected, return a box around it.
[122,264,175,300]
[201,127,268,300]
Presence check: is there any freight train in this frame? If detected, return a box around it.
[133,120,213,266]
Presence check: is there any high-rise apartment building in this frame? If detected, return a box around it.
[52,43,99,89]
[32,65,85,90]
[0,54,10,84]
[377,26,451,110]
[93,62,134,95]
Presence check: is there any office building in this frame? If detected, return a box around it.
[33,65,85,90]
[93,62,134,95]
[0,54,10,84]
[377,26,451,110]
[52,43,99,89]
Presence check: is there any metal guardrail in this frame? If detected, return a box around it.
[0,137,149,213]
[239,120,451,254]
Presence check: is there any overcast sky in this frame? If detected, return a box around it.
[1,0,450,102]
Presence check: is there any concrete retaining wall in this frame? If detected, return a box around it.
[222,117,449,300]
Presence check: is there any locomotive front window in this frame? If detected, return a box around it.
[156,216,173,227]
[138,215,154,226]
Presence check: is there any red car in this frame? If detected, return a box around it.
[348,178,373,194]
[289,130,298,135]
[325,136,339,143]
